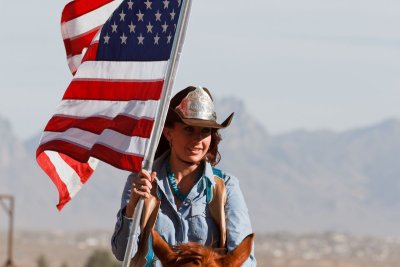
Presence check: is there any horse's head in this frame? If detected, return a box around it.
[151,229,254,267]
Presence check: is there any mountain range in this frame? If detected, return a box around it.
[1,98,400,237]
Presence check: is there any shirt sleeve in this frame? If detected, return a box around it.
[224,174,257,266]
[111,173,140,261]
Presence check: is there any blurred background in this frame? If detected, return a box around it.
[1,0,400,266]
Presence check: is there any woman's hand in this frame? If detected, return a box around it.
[125,169,157,217]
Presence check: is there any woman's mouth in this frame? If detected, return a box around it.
[187,147,203,154]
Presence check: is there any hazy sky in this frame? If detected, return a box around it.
[1,0,399,140]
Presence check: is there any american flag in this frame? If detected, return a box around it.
[36,0,187,210]
[61,0,124,74]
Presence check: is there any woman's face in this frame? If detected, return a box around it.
[164,122,212,165]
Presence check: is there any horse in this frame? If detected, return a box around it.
[151,229,254,267]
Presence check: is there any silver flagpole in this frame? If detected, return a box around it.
[122,0,193,266]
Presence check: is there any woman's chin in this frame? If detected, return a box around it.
[184,154,205,164]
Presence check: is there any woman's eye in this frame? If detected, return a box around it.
[183,126,194,133]
[201,128,211,134]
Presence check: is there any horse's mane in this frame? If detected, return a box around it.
[172,242,224,264]
[151,229,254,267]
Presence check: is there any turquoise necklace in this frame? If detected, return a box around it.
[165,161,203,202]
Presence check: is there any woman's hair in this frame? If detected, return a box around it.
[155,86,222,165]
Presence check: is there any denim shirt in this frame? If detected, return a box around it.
[111,153,256,266]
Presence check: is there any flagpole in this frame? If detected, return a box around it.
[122,0,193,266]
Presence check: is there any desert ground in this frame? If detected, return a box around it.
[2,230,400,267]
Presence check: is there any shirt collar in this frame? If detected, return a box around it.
[204,161,216,186]
[153,150,216,186]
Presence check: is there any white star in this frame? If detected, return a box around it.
[136,10,144,21]
[155,10,162,21]
[120,33,128,44]
[144,0,152,9]
[146,21,153,33]
[161,21,168,32]
[119,10,126,21]
[177,0,181,6]
[163,0,170,9]
[103,34,110,44]
[128,21,136,33]
[137,33,145,45]
[170,9,176,20]
[167,33,172,44]
[154,33,160,45]
[127,0,134,10]
[111,21,118,33]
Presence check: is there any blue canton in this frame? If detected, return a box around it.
[97,0,182,61]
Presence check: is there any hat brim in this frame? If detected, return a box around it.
[179,112,234,129]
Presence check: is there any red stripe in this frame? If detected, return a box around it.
[36,152,71,211]
[64,27,100,56]
[81,42,99,62]
[44,115,154,138]
[61,0,114,23]
[63,80,164,101]
[37,141,90,164]
[37,141,143,173]
[59,153,94,184]
[92,144,143,172]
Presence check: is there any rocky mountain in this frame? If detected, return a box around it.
[217,99,400,236]
[1,101,400,236]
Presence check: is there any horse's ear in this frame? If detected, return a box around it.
[222,233,255,266]
[151,229,177,264]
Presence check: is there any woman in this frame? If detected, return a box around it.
[111,86,256,266]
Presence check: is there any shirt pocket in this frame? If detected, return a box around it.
[188,202,208,244]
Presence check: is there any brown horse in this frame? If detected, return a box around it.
[151,229,254,267]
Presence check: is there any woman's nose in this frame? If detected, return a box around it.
[193,131,204,140]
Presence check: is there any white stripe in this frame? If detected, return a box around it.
[97,129,149,156]
[91,32,101,43]
[73,61,168,81]
[40,128,149,156]
[55,99,159,120]
[42,129,99,149]
[45,151,84,198]
[61,0,123,40]
[87,156,99,170]
[67,54,82,74]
